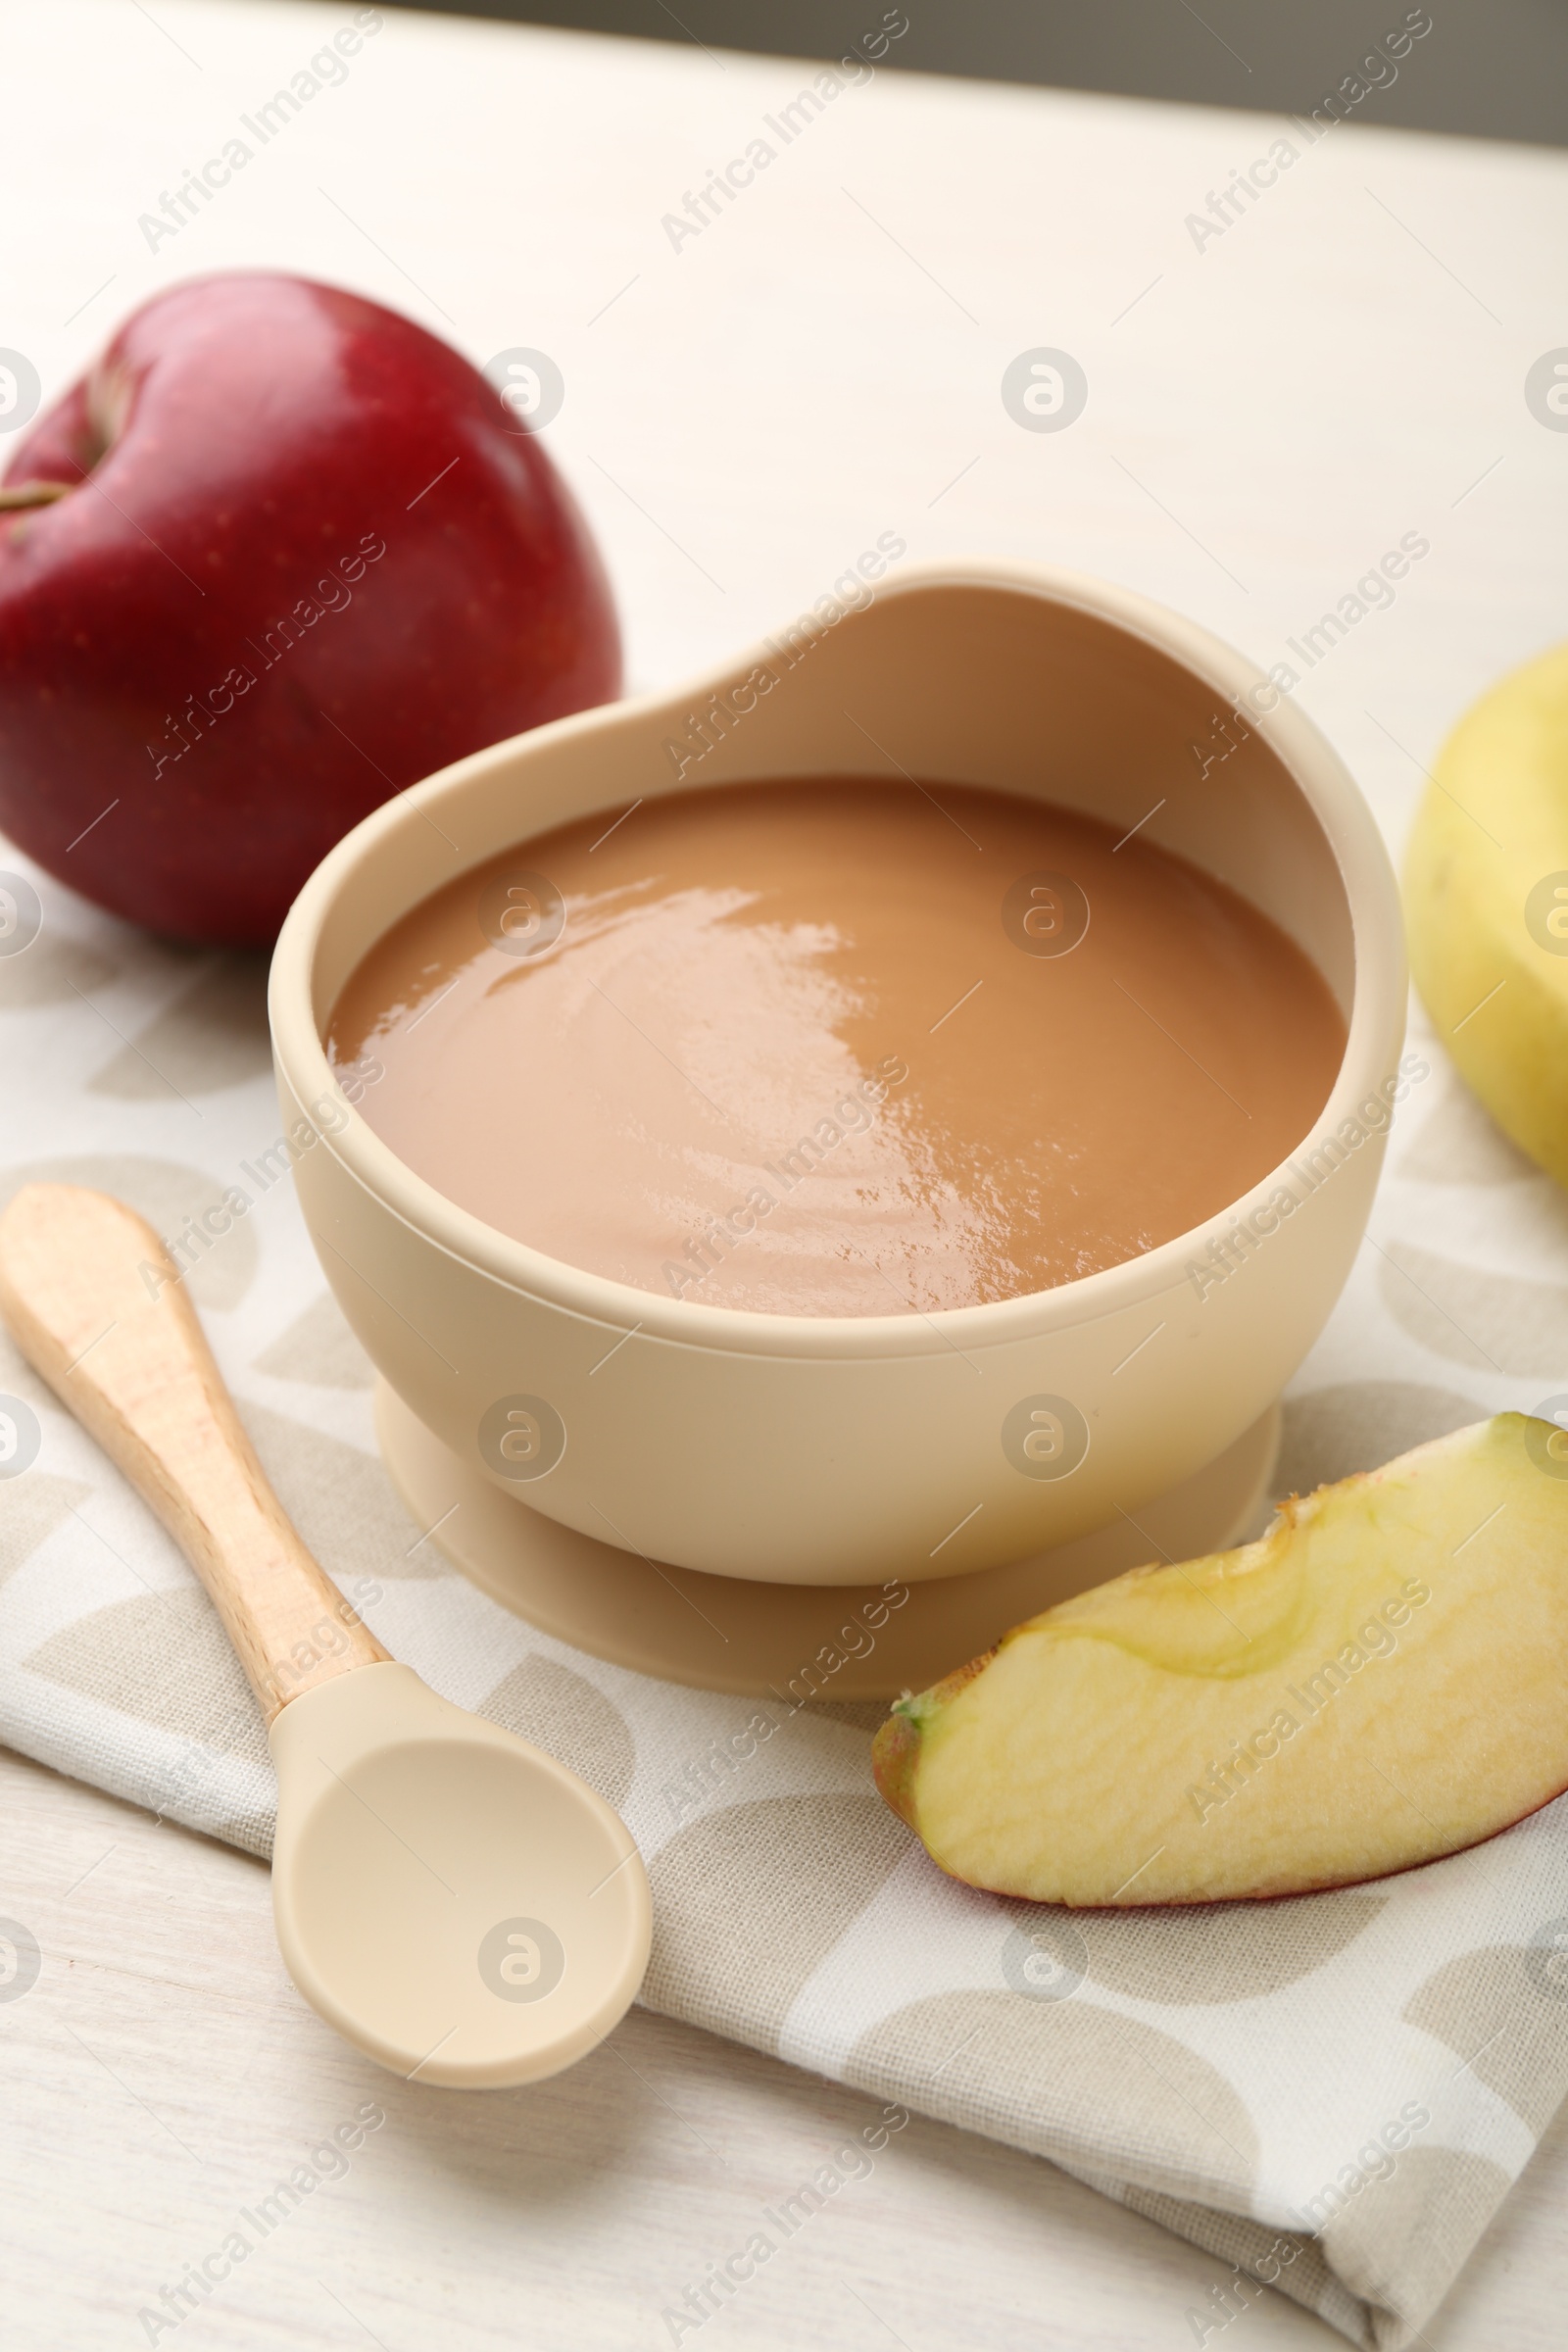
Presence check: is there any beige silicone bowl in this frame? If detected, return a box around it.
[270,562,1404,1593]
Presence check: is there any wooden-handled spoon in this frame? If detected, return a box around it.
[0,1183,651,2088]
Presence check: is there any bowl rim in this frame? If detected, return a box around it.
[269,557,1407,1364]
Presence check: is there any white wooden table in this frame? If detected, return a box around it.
[5,3,1568,2342]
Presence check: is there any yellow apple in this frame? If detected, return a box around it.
[872,1415,1568,1905]
[1404,642,1568,1185]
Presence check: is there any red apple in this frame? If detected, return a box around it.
[0,272,620,943]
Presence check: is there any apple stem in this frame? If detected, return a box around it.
[0,481,74,512]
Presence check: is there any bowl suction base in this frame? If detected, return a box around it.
[373,1380,1282,1700]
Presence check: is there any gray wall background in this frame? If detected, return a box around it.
[379,0,1567,148]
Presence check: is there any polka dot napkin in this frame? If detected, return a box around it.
[1,870,1565,2352]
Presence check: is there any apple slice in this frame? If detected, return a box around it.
[873,1415,1568,1905]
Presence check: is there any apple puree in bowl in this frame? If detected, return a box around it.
[326,778,1345,1317]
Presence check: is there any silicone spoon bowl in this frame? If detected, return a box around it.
[0,1182,651,2088]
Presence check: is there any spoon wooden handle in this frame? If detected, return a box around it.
[0,1182,389,1721]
